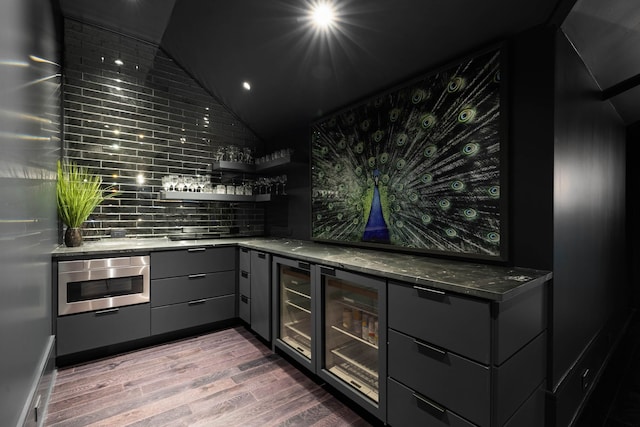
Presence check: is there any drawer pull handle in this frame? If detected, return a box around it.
[258,252,266,259]
[413,392,446,414]
[188,299,207,306]
[413,285,445,295]
[414,339,447,356]
[241,248,249,253]
[241,271,249,278]
[349,380,362,389]
[240,295,249,303]
[188,273,206,279]
[187,247,206,252]
[95,308,119,316]
[295,346,306,354]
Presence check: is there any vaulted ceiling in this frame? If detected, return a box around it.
[58,0,640,141]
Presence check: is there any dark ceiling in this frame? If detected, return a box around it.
[562,0,640,125]
[58,0,640,141]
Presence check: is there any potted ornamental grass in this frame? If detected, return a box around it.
[56,160,117,247]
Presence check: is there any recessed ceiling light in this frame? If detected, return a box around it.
[311,2,335,28]
[242,81,251,91]
[114,59,124,66]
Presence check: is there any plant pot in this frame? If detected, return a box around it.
[64,227,83,247]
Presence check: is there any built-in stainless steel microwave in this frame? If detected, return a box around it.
[57,255,150,316]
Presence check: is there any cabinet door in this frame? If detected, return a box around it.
[57,304,150,355]
[388,328,490,426]
[272,256,315,370]
[388,281,491,364]
[387,378,475,427]
[150,247,235,279]
[151,271,235,307]
[318,266,386,422]
[151,295,235,335]
[250,250,271,341]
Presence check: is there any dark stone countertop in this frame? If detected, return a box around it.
[52,237,552,302]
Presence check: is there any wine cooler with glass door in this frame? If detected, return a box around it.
[318,266,386,421]
[272,256,317,371]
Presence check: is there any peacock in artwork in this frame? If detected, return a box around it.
[311,48,504,258]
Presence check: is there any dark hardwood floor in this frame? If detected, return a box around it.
[44,326,373,427]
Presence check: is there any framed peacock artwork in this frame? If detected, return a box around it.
[310,45,507,261]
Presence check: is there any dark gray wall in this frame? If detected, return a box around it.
[628,122,640,309]
[63,20,265,239]
[0,0,60,425]
[552,30,627,388]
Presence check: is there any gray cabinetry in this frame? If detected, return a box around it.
[387,281,547,427]
[238,247,271,341]
[57,304,150,356]
[239,247,251,323]
[250,250,271,341]
[150,247,236,335]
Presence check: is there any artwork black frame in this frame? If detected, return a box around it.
[310,44,508,261]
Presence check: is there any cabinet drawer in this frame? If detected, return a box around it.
[239,269,250,297]
[387,377,476,427]
[239,294,250,323]
[57,304,150,355]
[239,247,251,272]
[151,247,235,279]
[388,281,491,364]
[151,271,235,307]
[388,328,490,426]
[495,331,546,426]
[151,294,236,335]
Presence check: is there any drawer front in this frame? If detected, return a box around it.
[151,271,235,307]
[239,247,251,272]
[151,247,235,279]
[495,331,546,426]
[239,294,250,323]
[57,304,150,355]
[388,281,491,364]
[387,377,476,427]
[239,270,251,297]
[388,328,490,426]
[151,294,236,335]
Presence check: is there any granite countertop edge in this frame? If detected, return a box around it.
[52,237,552,302]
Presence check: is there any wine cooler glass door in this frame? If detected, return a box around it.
[323,274,381,404]
[278,262,313,361]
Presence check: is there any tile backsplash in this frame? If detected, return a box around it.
[63,19,265,239]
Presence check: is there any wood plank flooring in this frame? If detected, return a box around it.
[44,326,373,427]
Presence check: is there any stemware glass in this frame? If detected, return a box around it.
[183,176,193,192]
[169,174,179,192]
[281,174,288,195]
[162,176,171,192]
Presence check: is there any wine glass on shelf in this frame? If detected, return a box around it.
[281,174,287,195]
[169,174,178,192]
[162,176,171,193]
[184,176,193,192]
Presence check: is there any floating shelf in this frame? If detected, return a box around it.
[159,191,275,202]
